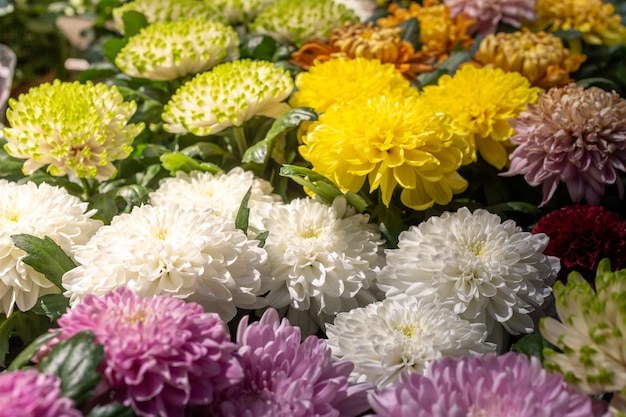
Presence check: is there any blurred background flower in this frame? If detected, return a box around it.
[444,0,536,35]
[112,0,220,33]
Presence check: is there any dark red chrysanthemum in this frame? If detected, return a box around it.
[532,204,626,283]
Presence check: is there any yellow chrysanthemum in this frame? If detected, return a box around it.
[420,65,541,169]
[289,57,414,113]
[299,93,471,211]
[534,0,626,46]
[473,30,586,89]
[377,0,475,55]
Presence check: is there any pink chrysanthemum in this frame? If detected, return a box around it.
[0,370,82,417]
[532,204,626,283]
[208,308,372,417]
[368,352,605,417]
[41,287,243,417]
[444,0,536,35]
[504,84,626,206]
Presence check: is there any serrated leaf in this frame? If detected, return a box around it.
[29,294,70,321]
[10,235,76,291]
[235,187,252,234]
[39,331,104,408]
[87,403,135,417]
[160,152,222,175]
[8,330,59,371]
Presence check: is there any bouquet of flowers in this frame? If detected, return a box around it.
[0,0,626,416]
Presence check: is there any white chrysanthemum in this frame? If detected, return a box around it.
[211,0,274,24]
[112,0,220,34]
[0,180,102,316]
[249,0,358,47]
[150,168,283,236]
[378,207,560,335]
[115,18,239,81]
[162,59,293,136]
[326,297,496,388]
[262,197,385,335]
[62,204,268,322]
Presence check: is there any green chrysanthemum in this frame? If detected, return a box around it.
[541,259,626,396]
[162,59,294,136]
[2,80,144,180]
[249,0,358,47]
[212,0,274,24]
[112,0,220,34]
[115,18,239,81]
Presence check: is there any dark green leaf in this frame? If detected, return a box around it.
[181,142,231,159]
[29,294,70,321]
[88,189,120,224]
[115,184,150,208]
[78,62,120,83]
[160,152,222,175]
[39,331,104,407]
[511,333,549,361]
[0,147,24,177]
[0,313,21,367]
[272,44,297,61]
[8,330,59,371]
[240,34,278,61]
[103,37,127,63]
[399,18,421,50]
[235,187,252,234]
[87,403,135,417]
[0,311,53,368]
[254,231,269,248]
[121,10,148,37]
[10,235,76,291]
[415,67,448,89]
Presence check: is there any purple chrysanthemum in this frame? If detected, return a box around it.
[0,369,82,417]
[41,287,243,417]
[504,83,626,206]
[208,308,372,417]
[368,352,605,417]
[444,0,536,35]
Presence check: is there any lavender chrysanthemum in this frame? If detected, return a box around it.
[209,308,371,417]
[368,353,603,417]
[504,83,626,206]
[0,370,82,417]
[444,0,536,35]
[42,287,243,417]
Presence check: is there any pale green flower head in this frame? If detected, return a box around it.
[540,259,626,396]
[2,80,144,180]
[249,0,358,47]
[115,18,239,81]
[112,0,221,34]
[162,59,293,136]
[212,0,274,24]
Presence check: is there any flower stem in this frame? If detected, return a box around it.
[232,125,248,160]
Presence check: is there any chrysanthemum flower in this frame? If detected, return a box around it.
[43,287,243,417]
[444,0,536,35]
[368,353,603,417]
[289,57,414,113]
[533,205,626,283]
[209,308,372,417]
[162,59,293,136]
[0,180,102,316]
[300,92,471,210]
[326,297,496,388]
[261,197,384,335]
[3,80,143,180]
[149,167,283,236]
[473,30,586,89]
[377,207,560,335]
[210,0,274,24]
[62,204,268,322]
[0,370,82,417]
[334,0,378,21]
[503,84,626,206]
[291,23,442,81]
[248,0,358,47]
[534,0,626,46]
[115,18,239,81]
[377,0,475,55]
[112,0,220,34]
[420,65,541,169]
[541,260,626,396]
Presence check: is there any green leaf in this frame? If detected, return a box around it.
[29,294,70,321]
[0,312,21,367]
[78,62,120,83]
[254,231,269,248]
[115,184,150,208]
[235,187,252,234]
[39,331,104,408]
[240,34,278,61]
[0,146,24,177]
[0,311,53,368]
[103,37,127,63]
[121,10,148,37]
[511,333,549,361]
[242,107,318,165]
[87,403,135,417]
[8,330,59,371]
[160,152,222,175]
[10,235,77,291]
[88,189,120,224]
[399,18,421,50]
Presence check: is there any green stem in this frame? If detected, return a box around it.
[232,125,248,160]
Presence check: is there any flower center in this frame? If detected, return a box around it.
[299,228,321,239]
[397,324,417,338]
[155,229,168,240]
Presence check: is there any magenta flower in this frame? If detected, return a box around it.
[208,308,372,417]
[444,0,536,35]
[504,84,626,206]
[42,287,243,417]
[0,369,82,417]
[368,352,605,417]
